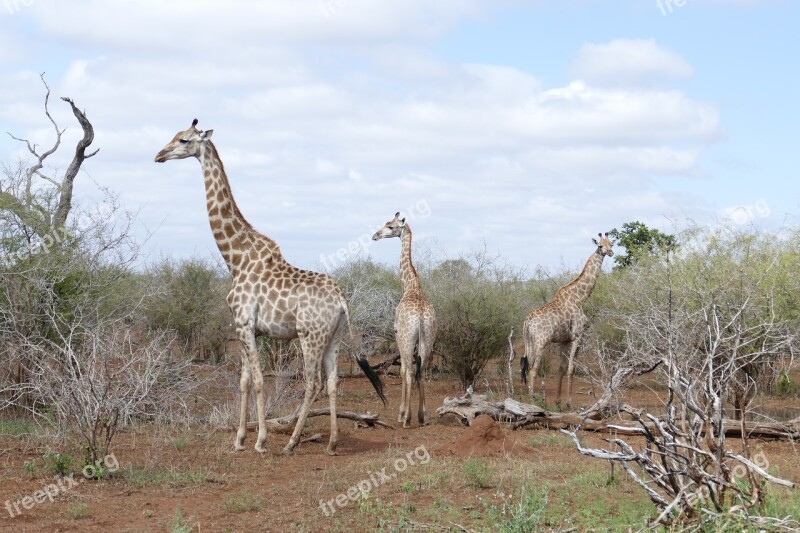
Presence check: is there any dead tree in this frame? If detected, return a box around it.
[0,74,99,408]
[1,73,97,240]
[563,228,798,528]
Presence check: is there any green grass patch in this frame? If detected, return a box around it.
[761,487,800,523]
[463,458,494,489]
[168,508,193,533]
[528,432,574,448]
[43,450,76,477]
[67,502,89,520]
[542,466,654,530]
[484,485,549,532]
[0,418,36,436]
[222,491,263,514]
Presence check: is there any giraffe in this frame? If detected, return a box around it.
[372,212,436,427]
[154,119,385,455]
[521,232,615,409]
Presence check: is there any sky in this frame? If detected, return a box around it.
[0,0,797,274]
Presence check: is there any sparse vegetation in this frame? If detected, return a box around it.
[463,458,494,489]
[67,502,89,519]
[222,491,263,514]
[168,508,193,533]
[123,467,214,488]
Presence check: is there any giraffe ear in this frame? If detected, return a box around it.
[200,129,214,140]
[592,238,599,245]
[400,217,406,225]
[394,211,400,219]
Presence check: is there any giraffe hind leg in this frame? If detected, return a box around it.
[555,345,568,408]
[283,331,326,455]
[323,315,347,455]
[416,321,433,426]
[397,331,417,428]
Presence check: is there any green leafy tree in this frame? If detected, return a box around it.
[427,252,527,388]
[609,221,677,269]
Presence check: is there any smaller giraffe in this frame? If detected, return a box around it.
[372,212,436,427]
[521,232,615,409]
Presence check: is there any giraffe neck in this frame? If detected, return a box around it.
[198,141,281,272]
[399,226,421,292]
[556,249,605,305]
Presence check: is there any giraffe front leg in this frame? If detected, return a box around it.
[235,324,267,453]
[234,354,250,451]
[253,363,268,453]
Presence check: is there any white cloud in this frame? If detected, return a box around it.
[0,6,724,270]
[570,39,694,87]
[26,0,486,51]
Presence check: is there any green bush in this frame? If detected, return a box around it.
[774,370,799,396]
[428,253,530,388]
[143,257,232,362]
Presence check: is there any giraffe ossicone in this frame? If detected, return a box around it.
[155,119,385,455]
[372,211,436,427]
[520,232,615,409]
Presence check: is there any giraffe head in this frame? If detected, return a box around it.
[592,232,616,257]
[372,212,406,241]
[154,119,214,163]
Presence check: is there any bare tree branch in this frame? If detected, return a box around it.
[53,96,97,229]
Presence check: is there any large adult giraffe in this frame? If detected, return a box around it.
[521,232,614,409]
[372,212,436,427]
[155,119,385,455]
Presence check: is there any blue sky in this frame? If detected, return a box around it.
[0,1,797,273]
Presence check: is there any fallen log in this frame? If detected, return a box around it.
[436,393,800,440]
[244,408,395,432]
[434,393,507,424]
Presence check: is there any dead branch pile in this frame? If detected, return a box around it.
[436,393,800,439]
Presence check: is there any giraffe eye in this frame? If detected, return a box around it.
[179,139,189,144]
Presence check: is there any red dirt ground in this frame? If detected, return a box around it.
[440,414,531,457]
[1,368,798,532]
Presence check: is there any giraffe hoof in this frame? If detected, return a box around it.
[403,422,412,429]
[234,443,246,452]
[255,444,267,454]
[281,446,295,456]
[325,447,338,456]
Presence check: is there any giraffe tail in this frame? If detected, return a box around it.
[341,296,387,406]
[357,357,387,406]
[521,356,529,385]
[413,323,426,387]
